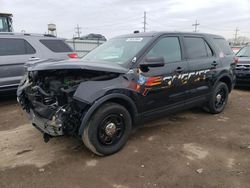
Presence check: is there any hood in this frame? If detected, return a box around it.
[26,59,128,74]
[238,57,250,64]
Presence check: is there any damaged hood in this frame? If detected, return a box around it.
[26,59,129,74]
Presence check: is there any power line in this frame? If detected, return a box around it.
[75,24,82,38]
[192,20,200,32]
[84,17,141,29]
[147,19,191,30]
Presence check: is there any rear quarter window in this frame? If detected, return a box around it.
[40,39,73,53]
[0,38,36,56]
[213,38,233,55]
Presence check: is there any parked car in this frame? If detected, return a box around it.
[17,32,236,156]
[0,33,77,92]
[73,33,107,41]
[235,44,250,86]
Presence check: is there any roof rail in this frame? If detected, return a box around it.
[0,13,13,16]
[0,32,56,38]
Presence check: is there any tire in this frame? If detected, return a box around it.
[206,82,229,114]
[82,102,132,156]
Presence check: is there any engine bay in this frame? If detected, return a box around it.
[18,69,119,136]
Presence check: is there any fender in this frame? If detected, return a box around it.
[73,76,125,104]
[72,75,139,136]
[77,93,138,136]
[212,70,234,92]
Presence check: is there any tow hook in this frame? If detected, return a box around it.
[43,133,51,143]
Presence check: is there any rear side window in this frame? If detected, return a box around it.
[0,38,36,56]
[147,37,182,63]
[213,38,233,55]
[40,39,73,52]
[183,37,212,59]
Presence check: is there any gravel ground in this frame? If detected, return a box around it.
[0,89,250,188]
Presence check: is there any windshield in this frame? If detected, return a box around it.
[82,36,152,66]
[236,45,250,57]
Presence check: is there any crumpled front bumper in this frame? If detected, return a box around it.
[17,75,64,137]
[30,109,64,136]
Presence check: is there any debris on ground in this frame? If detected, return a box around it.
[196,168,203,174]
[240,144,250,149]
[38,168,45,172]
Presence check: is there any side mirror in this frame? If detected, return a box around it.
[140,56,165,68]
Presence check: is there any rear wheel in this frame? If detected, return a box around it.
[82,102,132,156]
[206,82,229,114]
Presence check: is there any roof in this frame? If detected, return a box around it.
[115,31,223,39]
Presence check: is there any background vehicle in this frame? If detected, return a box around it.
[73,33,107,41]
[235,44,250,86]
[0,33,77,92]
[17,32,236,156]
[0,13,13,32]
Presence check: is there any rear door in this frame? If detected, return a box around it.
[138,35,188,112]
[0,37,37,90]
[183,36,216,100]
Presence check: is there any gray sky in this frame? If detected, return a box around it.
[1,0,250,39]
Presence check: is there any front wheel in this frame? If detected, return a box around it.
[206,82,229,114]
[82,102,132,156]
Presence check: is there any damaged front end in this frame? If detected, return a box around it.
[17,68,119,139]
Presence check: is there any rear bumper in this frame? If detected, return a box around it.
[0,84,19,93]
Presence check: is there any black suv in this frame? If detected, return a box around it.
[17,32,236,156]
[235,44,250,86]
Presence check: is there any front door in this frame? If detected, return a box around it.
[137,36,188,112]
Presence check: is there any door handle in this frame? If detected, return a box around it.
[175,67,184,73]
[29,57,40,61]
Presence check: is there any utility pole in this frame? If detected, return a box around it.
[192,20,200,32]
[143,11,147,32]
[72,34,76,51]
[75,24,82,38]
[233,27,240,45]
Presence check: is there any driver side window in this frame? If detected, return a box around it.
[147,37,182,63]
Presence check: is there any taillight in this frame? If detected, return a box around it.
[68,53,78,58]
[233,57,239,64]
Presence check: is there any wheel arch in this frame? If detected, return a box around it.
[217,75,233,92]
[78,93,138,136]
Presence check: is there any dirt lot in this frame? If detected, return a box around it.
[0,89,250,188]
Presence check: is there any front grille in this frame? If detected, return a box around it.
[236,64,250,71]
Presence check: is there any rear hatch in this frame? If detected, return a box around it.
[39,39,78,59]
